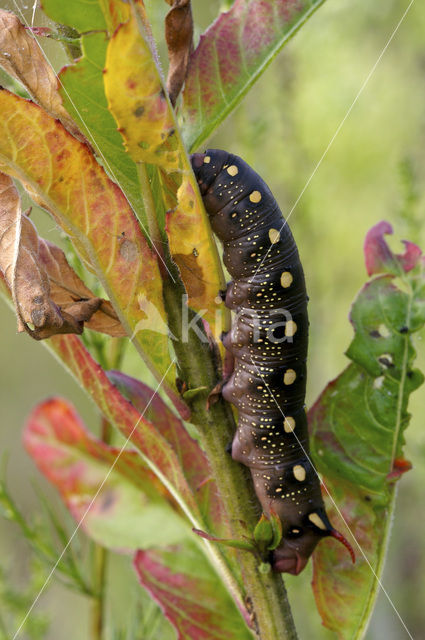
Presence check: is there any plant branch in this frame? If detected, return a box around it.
[90,417,112,640]
[137,163,167,275]
[163,276,297,640]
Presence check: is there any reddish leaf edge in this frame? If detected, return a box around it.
[364,220,422,276]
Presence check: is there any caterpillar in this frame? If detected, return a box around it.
[191,149,354,574]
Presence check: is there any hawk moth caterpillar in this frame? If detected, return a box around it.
[191,149,354,574]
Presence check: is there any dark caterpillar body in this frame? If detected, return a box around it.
[191,149,354,574]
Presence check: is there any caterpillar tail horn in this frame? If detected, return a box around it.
[329,529,355,563]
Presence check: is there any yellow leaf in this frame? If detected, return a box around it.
[104,10,180,170]
[166,176,228,340]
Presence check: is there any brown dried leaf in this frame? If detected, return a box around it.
[38,240,126,337]
[165,0,193,106]
[0,173,125,339]
[0,10,83,140]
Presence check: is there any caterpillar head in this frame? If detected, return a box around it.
[272,508,355,575]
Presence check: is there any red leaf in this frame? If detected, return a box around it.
[107,370,227,531]
[24,397,190,550]
[182,0,324,149]
[48,335,199,517]
[134,545,253,639]
[364,220,422,276]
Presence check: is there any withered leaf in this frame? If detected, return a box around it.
[0,10,84,141]
[0,173,126,339]
[165,0,193,106]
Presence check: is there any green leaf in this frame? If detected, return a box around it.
[181,0,326,150]
[41,0,107,32]
[309,221,425,639]
[43,1,154,232]
[59,32,148,229]
[253,510,283,552]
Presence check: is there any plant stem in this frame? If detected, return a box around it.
[137,163,167,275]
[91,545,107,640]
[163,276,297,640]
[91,417,112,640]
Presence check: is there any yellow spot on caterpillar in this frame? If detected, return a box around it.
[227,165,238,176]
[283,416,295,433]
[275,488,282,493]
[308,513,327,531]
[280,271,293,288]
[285,320,297,337]
[203,156,211,164]
[284,369,296,385]
[293,465,306,482]
[268,229,280,244]
[249,190,262,203]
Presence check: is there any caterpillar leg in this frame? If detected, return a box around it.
[206,342,235,409]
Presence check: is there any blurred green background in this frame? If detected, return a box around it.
[1,0,425,638]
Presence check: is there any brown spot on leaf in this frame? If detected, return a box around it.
[119,238,138,262]
[172,253,205,298]
[134,105,145,118]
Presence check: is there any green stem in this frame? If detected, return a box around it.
[137,164,167,274]
[91,545,107,640]
[163,276,297,640]
[91,417,112,640]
